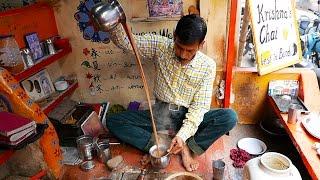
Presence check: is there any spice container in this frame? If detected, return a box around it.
[46,39,56,55]
[20,48,34,69]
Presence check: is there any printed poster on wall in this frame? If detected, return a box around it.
[248,0,302,75]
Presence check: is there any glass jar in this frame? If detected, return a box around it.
[0,35,24,74]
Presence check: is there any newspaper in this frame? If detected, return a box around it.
[268,80,299,97]
[61,146,82,165]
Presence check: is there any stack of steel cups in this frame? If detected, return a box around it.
[76,135,95,171]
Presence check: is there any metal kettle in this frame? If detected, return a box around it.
[91,0,126,32]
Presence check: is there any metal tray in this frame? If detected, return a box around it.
[271,95,309,114]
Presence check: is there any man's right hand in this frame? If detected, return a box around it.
[167,136,185,154]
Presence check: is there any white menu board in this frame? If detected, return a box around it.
[249,0,302,75]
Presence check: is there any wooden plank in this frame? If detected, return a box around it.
[0,3,58,48]
[237,0,250,66]
[224,0,238,108]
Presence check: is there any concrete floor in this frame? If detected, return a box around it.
[1,123,313,179]
[223,124,312,180]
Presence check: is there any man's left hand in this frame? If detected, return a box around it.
[168,136,185,154]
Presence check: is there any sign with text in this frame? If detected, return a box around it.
[249,0,302,75]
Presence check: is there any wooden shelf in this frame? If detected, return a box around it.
[130,16,180,22]
[267,96,320,179]
[42,82,78,115]
[14,43,72,81]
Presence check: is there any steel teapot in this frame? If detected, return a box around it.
[91,0,126,32]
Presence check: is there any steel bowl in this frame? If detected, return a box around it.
[91,0,126,32]
[149,144,170,169]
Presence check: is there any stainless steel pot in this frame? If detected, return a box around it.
[91,0,126,32]
[149,144,170,169]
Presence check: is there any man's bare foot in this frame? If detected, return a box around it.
[181,144,199,171]
[140,154,150,166]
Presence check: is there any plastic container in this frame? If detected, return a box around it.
[54,80,68,91]
[243,152,302,180]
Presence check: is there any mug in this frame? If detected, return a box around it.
[212,159,225,180]
[287,104,303,124]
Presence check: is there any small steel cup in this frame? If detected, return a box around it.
[212,159,225,180]
[76,135,94,160]
[149,144,170,169]
[97,139,111,163]
[287,104,303,124]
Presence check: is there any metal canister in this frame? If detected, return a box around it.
[76,135,94,160]
[96,139,111,163]
[287,104,303,124]
[46,39,56,55]
[20,48,34,69]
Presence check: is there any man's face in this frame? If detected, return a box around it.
[174,36,203,64]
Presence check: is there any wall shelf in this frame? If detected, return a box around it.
[42,82,79,115]
[130,16,180,22]
[14,43,72,81]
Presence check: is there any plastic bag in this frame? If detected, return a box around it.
[0,35,24,74]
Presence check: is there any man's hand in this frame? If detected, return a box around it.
[167,136,185,155]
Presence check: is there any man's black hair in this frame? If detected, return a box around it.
[175,14,207,45]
